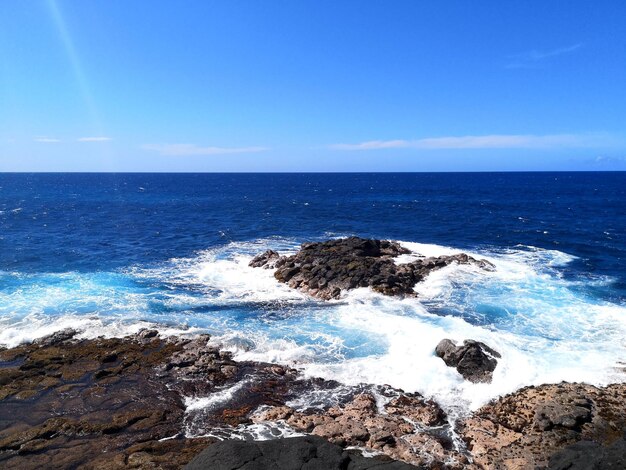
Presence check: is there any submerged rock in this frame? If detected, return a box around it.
[185,435,420,470]
[250,237,495,300]
[435,339,501,383]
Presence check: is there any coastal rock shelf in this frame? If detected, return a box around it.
[0,331,444,469]
[1,332,625,469]
[249,237,495,300]
[252,393,472,469]
[0,330,310,469]
[459,382,626,469]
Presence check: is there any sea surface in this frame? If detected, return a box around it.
[1,172,625,414]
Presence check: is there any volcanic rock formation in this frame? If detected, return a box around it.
[250,237,495,300]
[458,382,626,469]
[435,339,501,383]
[185,435,420,470]
[2,331,626,469]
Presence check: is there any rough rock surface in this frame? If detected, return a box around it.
[185,435,421,470]
[459,382,626,469]
[249,249,283,269]
[0,330,315,469]
[0,329,212,469]
[3,331,626,469]
[250,237,495,300]
[547,433,626,469]
[435,339,501,383]
[253,393,475,469]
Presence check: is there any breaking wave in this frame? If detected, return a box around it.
[1,236,625,413]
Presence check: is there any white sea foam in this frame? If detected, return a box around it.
[202,239,626,412]
[130,237,305,304]
[1,237,625,416]
[185,421,303,440]
[0,314,197,349]
[296,289,626,411]
[184,379,253,412]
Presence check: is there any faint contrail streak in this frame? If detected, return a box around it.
[46,0,104,136]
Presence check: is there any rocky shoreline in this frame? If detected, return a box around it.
[1,330,625,469]
[1,238,625,469]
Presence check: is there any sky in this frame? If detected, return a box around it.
[1,0,625,172]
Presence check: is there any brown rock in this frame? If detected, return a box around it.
[385,394,447,426]
[252,405,294,422]
[255,392,461,467]
[459,382,626,469]
[0,333,313,469]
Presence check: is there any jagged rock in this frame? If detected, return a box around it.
[251,237,494,300]
[248,249,284,269]
[435,339,500,383]
[459,382,626,469]
[534,397,592,431]
[548,434,626,469]
[252,393,471,468]
[5,332,626,470]
[137,328,159,340]
[34,328,78,346]
[385,394,446,426]
[184,435,421,470]
[0,333,307,469]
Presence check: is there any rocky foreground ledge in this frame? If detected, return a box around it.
[1,331,625,469]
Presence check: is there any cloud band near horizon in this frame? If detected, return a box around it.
[78,136,112,142]
[141,143,268,156]
[330,133,621,151]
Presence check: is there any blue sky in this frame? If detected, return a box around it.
[1,0,625,172]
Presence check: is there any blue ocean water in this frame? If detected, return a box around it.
[1,172,625,409]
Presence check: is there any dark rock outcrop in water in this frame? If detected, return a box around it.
[435,339,501,383]
[249,237,495,300]
[185,435,420,470]
[248,249,283,269]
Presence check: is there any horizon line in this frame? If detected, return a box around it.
[0,170,624,174]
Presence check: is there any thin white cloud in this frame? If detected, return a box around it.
[591,155,626,165]
[330,133,619,151]
[507,43,583,69]
[34,137,61,143]
[78,136,112,142]
[141,143,268,156]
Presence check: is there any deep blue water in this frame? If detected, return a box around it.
[1,172,624,297]
[1,172,625,407]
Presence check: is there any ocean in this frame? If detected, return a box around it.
[1,172,625,413]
